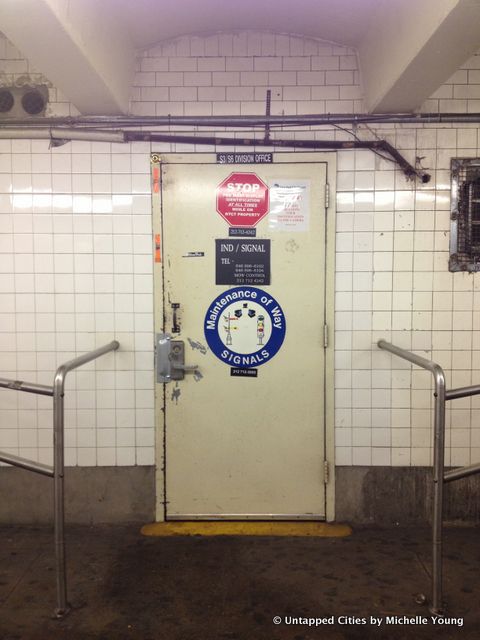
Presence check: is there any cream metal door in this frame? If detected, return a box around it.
[153,153,335,520]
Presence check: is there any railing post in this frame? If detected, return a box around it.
[377,341,448,612]
[0,341,119,619]
[378,340,480,613]
[50,341,119,617]
[431,366,446,615]
[53,365,69,618]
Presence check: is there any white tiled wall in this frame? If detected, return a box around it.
[0,135,155,467]
[131,32,363,116]
[0,36,156,467]
[1,30,480,468]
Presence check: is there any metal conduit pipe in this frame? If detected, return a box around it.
[0,127,429,182]
[0,128,125,143]
[2,112,480,128]
[127,131,430,181]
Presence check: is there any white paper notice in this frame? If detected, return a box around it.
[268,180,310,232]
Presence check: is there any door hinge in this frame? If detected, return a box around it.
[325,182,330,209]
[323,323,328,348]
[324,460,330,484]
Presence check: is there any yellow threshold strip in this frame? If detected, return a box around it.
[141,521,352,538]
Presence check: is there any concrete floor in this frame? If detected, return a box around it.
[0,524,478,640]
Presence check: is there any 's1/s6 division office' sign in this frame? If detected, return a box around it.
[216,172,269,227]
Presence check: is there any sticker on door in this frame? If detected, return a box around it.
[204,286,286,368]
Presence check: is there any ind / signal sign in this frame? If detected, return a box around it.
[216,172,269,227]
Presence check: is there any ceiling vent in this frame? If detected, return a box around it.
[0,85,49,118]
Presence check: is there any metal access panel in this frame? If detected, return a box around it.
[449,157,480,272]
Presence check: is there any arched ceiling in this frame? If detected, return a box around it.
[1,0,480,115]
[114,0,382,49]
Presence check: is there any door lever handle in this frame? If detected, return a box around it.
[171,362,199,372]
[156,333,199,382]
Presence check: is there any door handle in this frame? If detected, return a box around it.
[170,341,198,379]
[171,362,199,372]
[156,334,199,382]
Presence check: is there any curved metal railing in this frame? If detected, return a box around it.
[378,339,480,614]
[0,340,120,618]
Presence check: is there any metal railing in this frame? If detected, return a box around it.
[0,340,120,618]
[377,339,480,614]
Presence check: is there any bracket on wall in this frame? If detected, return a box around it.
[264,89,271,144]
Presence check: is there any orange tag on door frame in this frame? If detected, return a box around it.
[152,166,160,193]
[154,233,162,263]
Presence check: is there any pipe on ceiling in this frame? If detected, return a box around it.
[0,128,125,143]
[126,131,430,182]
[1,112,480,129]
[0,126,429,182]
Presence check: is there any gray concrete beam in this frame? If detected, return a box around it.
[0,0,134,114]
[359,0,480,113]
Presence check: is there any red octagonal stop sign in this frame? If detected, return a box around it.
[216,172,269,227]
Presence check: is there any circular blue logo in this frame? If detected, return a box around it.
[204,287,286,368]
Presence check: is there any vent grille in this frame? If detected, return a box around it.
[0,89,15,112]
[449,158,480,272]
[0,85,48,118]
